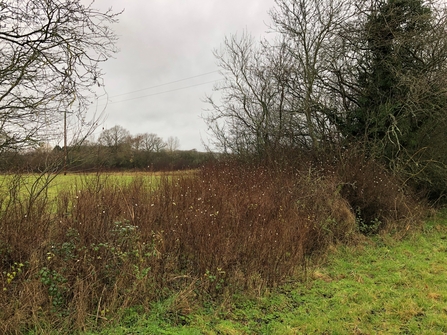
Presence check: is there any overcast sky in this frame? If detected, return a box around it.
[88,0,275,150]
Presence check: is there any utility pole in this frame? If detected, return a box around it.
[64,109,67,175]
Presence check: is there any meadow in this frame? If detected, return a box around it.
[0,153,428,334]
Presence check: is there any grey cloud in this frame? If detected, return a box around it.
[88,0,274,150]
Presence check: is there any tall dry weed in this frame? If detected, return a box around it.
[0,155,422,333]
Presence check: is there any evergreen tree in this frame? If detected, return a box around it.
[346,0,433,155]
[344,0,447,198]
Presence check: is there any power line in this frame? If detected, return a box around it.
[108,79,222,104]
[107,70,220,99]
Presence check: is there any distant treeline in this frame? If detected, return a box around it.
[0,145,215,172]
[0,125,216,172]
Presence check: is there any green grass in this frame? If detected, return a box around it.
[83,212,447,335]
[0,171,162,200]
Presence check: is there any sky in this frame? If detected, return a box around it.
[88,0,275,151]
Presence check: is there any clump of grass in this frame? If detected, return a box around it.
[0,155,423,334]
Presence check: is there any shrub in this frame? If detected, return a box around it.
[313,146,423,234]
[0,154,423,333]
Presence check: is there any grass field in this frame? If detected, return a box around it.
[0,171,183,200]
[82,212,447,335]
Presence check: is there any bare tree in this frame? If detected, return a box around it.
[98,125,130,152]
[205,32,297,156]
[166,136,180,152]
[205,1,355,155]
[140,133,167,152]
[0,0,121,151]
[131,133,166,152]
[270,0,356,149]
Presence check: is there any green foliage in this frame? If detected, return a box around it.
[348,0,432,140]
[341,0,447,199]
[355,207,383,235]
[39,267,68,311]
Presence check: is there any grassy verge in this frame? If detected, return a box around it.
[84,212,447,335]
